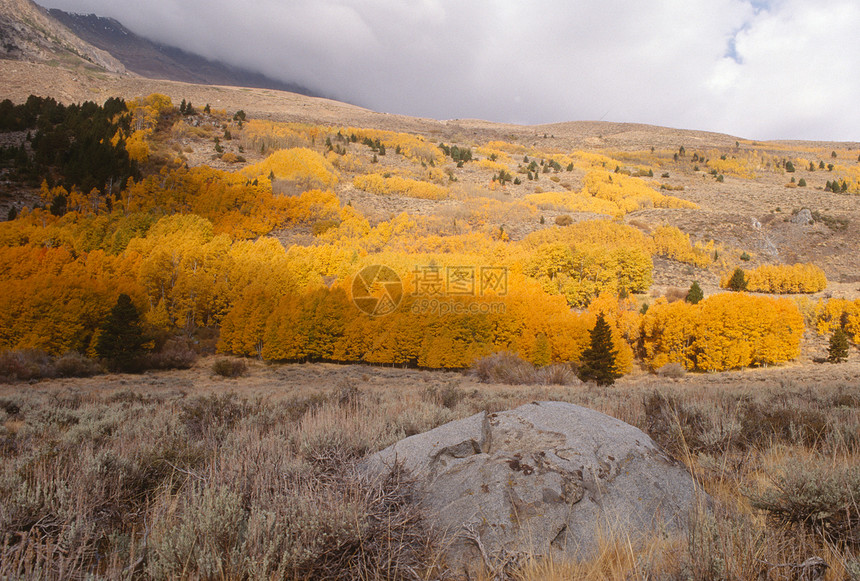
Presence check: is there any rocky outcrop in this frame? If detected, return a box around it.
[363,401,705,572]
[0,0,126,73]
[792,208,814,225]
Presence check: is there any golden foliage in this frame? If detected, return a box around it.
[485,140,526,155]
[343,127,444,165]
[121,165,340,239]
[476,158,511,173]
[353,173,448,200]
[581,170,698,215]
[0,107,832,377]
[641,293,804,371]
[125,130,150,162]
[649,225,712,268]
[521,225,653,307]
[241,147,338,188]
[526,191,620,216]
[707,153,758,179]
[239,120,314,153]
[814,298,860,342]
[695,293,804,370]
[720,263,827,294]
[218,271,601,369]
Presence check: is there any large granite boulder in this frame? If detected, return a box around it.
[362,401,704,572]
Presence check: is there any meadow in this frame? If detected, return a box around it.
[1,358,858,580]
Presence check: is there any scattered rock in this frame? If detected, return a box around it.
[792,208,813,225]
[362,401,706,573]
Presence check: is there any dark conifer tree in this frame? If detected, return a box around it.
[828,328,849,363]
[727,268,747,291]
[686,281,704,304]
[578,313,620,385]
[95,294,148,372]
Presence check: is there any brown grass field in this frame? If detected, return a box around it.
[1,357,858,579]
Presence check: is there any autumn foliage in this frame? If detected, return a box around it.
[721,263,827,294]
[0,95,822,376]
[814,298,860,343]
[353,173,448,200]
[640,293,804,371]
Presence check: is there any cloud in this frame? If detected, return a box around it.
[36,0,860,140]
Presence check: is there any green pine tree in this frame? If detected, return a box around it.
[827,328,849,363]
[578,313,620,385]
[686,281,704,304]
[727,267,747,291]
[95,294,148,372]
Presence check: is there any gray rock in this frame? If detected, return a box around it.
[363,401,705,572]
[792,208,814,225]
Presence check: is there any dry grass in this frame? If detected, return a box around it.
[470,352,581,386]
[0,359,858,579]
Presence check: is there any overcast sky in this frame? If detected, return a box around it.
[37,0,860,141]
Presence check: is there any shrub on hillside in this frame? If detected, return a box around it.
[470,352,580,386]
[54,351,103,377]
[0,349,55,382]
[212,358,248,378]
[749,457,860,547]
[471,352,537,385]
[656,361,686,378]
[147,338,199,370]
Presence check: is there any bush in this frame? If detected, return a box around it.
[554,214,573,226]
[537,363,580,386]
[471,352,537,385]
[664,286,688,303]
[180,392,246,441]
[749,457,860,547]
[469,352,580,385]
[212,358,248,378]
[54,351,102,377]
[147,338,199,370]
[656,361,686,378]
[0,349,55,382]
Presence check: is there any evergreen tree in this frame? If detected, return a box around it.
[686,281,704,304]
[727,267,747,291]
[95,294,148,371]
[827,328,849,363]
[50,193,67,216]
[577,313,620,385]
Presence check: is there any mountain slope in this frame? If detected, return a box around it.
[48,9,320,97]
[0,0,125,73]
